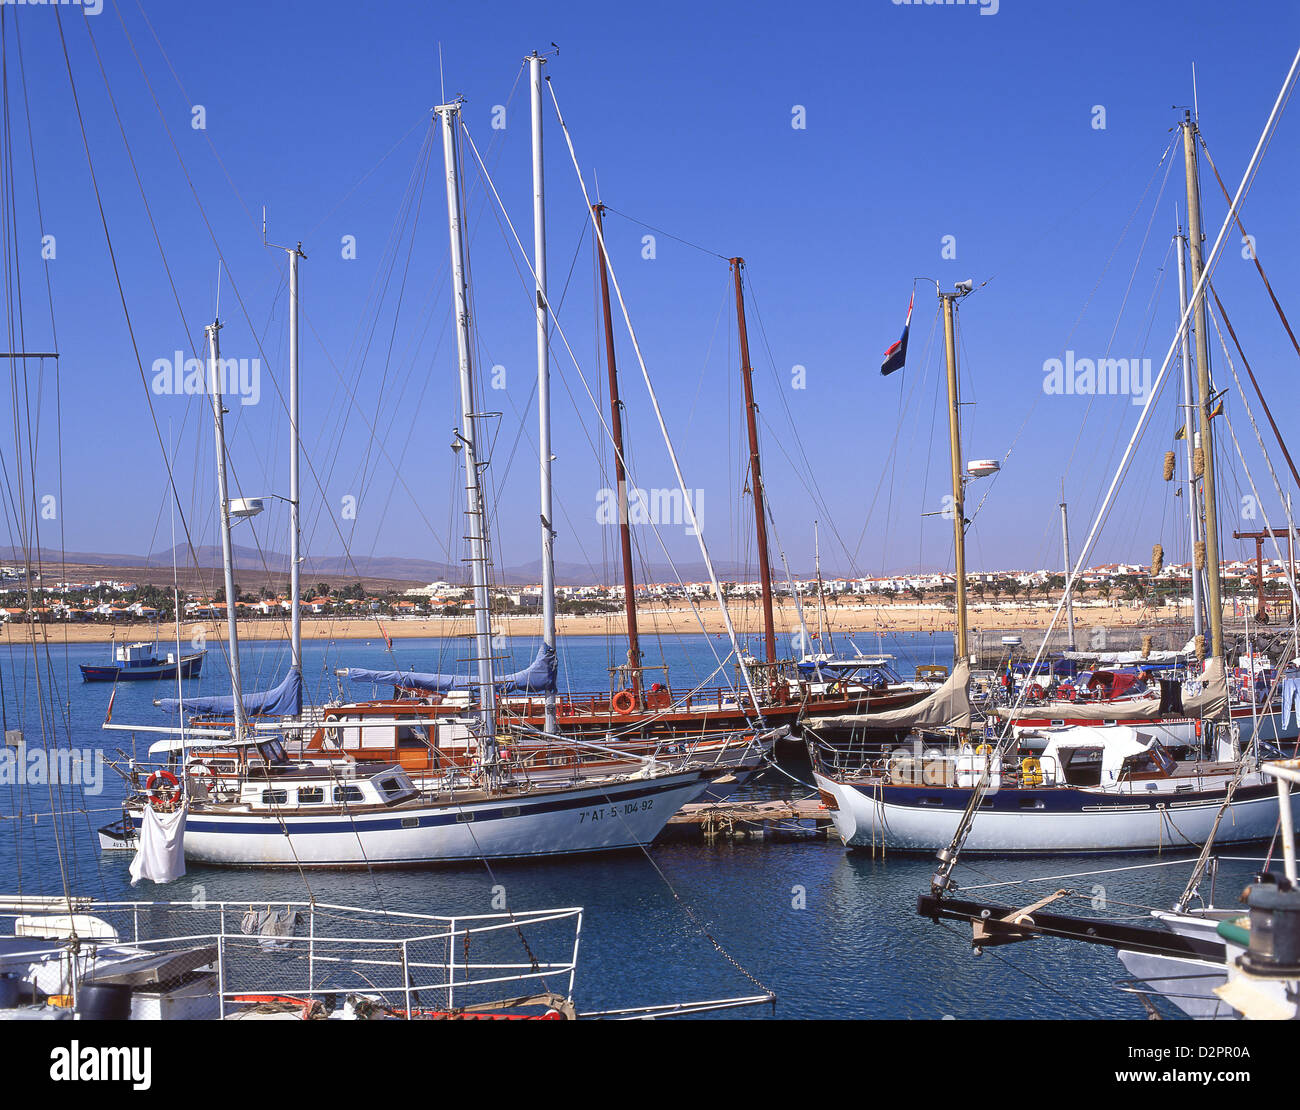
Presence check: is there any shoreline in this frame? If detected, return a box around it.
[3,600,1224,646]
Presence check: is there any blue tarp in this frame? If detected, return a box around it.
[345,644,557,695]
[157,668,303,718]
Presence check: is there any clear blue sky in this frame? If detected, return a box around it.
[10,0,1300,585]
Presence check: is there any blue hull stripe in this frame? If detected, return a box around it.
[134,777,694,835]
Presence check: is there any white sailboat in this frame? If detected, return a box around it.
[808,87,1298,855]
[103,95,760,869]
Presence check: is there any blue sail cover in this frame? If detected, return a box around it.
[157,668,303,718]
[345,644,557,695]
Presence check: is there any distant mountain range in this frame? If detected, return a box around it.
[0,544,819,587]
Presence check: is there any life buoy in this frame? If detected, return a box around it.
[611,689,636,716]
[145,769,180,806]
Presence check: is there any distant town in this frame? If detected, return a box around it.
[0,554,1292,625]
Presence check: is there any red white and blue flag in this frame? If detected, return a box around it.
[881,292,914,376]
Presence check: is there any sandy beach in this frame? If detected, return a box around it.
[6,598,1219,646]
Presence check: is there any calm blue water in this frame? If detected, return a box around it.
[0,629,1251,1018]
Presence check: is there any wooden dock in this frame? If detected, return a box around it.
[663,798,836,842]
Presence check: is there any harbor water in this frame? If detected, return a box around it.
[0,629,1259,1018]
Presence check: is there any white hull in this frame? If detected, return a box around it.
[129,771,713,867]
[813,770,1280,854]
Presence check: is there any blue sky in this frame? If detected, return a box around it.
[8,0,1300,585]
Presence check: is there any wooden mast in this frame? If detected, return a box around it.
[940,286,970,664]
[730,257,777,666]
[594,203,642,702]
[1181,110,1226,661]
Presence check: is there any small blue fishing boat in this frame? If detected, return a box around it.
[80,641,205,683]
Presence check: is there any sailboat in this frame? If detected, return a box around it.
[101,94,757,868]
[807,127,1288,855]
[332,252,925,742]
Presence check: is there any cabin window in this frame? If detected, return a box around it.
[298,787,324,804]
[261,790,288,805]
[334,785,364,803]
[396,727,429,749]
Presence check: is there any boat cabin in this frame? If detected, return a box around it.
[233,764,419,811]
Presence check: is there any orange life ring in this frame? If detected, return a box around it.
[145,769,180,806]
[611,689,636,715]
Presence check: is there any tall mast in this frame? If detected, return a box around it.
[287,244,304,687]
[940,286,970,663]
[206,319,248,745]
[1181,111,1225,660]
[1059,487,1076,649]
[594,202,642,703]
[730,257,776,665]
[436,101,497,754]
[528,52,557,732]
[1175,223,1206,639]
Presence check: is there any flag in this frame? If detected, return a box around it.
[881,292,914,376]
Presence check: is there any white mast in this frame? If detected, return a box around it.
[264,211,306,689]
[1175,224,1206,639]
[206,319,248,745]
[288,245,304,686]
[436,101,498,757]
[1059,485,1076,649]
[529,51,557,733]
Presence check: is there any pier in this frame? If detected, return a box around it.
[663,798,835,842]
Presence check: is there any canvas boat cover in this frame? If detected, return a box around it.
[806,659,972,731]
[156,668,303,718]
[343,643,557,695]
[995,657,1229,722]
